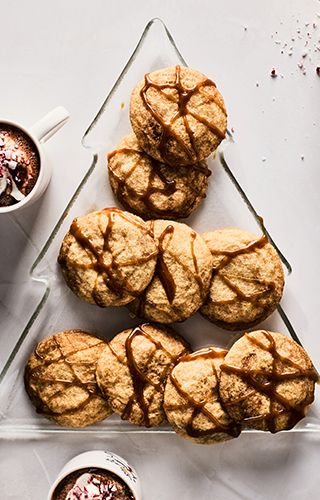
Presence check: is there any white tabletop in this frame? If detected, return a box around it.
[0,1,320,499]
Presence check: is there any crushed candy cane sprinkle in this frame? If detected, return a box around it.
[66,472,123,500]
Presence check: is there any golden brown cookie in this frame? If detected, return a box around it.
[200,229,284,330]
[58,208,158,307]
[130,220,213,323]
[130,65,227,166]
[163,347,241,444]
[96,323,190,427]
[107,134,210,220]
[24,330,112,428]
[219,330,317,432]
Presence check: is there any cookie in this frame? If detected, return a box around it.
[219,330,317,432]
[130,65,227,166]
[200,229,284,330]
[96,323,190,427]
[130,220,213,323]
[24,330,112,428]
[163,347,241,444]
[107,134,210,220]
[58,208,158,307]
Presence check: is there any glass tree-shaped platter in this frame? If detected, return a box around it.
[0,18,319,437]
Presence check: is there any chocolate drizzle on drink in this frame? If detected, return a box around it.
[220,331,318,433]
[58,208,157,306]
[51,468,135,500]
[208,234,277,306]
[0,124,40,207]
[24,332,107,418]
[119,324,189,426]
[164,347,241,438]
[108,144,210,219]
[140,65,225,163]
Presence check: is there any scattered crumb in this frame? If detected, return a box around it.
[121,102,125,109]
[270,18,320,75]
[301,155,305,160]
[256,82,259,87]
[271,68,277,78]
[297,61,307,74]
[261,157,267,162]
[316,66,320,76]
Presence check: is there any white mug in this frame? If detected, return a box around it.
[0,106,69,214]
[47,450,142,500]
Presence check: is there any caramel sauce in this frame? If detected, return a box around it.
[156,225,176,303]
[108,146,210,219]
[220,331,318,432]
[58,208,157,306]
[140,65,225,163]
[120,324,188,426]
[24,334,105,418]
[209,234,277,306]
[165,347,240,438]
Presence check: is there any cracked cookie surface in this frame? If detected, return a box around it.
[108,133,209,220]
[130,65,227,166]
[200,228,284,330]
[219,330,317,432]
[96,323,190,426]
[164,346,241,444]
[129,219,213,323]
[58,208,158,307]
[24,330,112,427]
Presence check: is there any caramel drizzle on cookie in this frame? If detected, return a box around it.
[24,333,106,418]
[108,147,210,219]
[207,234,277,306]
[135,224,207,318]
[117,324,188,427]
[58,208,157,306]
[140,65,225,163]
[220,331,318,433]
[164,347,241,438]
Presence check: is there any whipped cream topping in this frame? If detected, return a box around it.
[66,472,119,500]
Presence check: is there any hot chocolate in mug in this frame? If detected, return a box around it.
[48,450,142,500]
[0,106,69,214]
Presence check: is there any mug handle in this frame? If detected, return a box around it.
[29,106,70,143]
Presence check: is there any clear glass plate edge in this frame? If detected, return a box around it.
[0,18,318,436]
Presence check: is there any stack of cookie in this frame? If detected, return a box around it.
[24,325,317,444]
[108,65,227,220]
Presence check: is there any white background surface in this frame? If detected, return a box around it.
[0,1,320,499]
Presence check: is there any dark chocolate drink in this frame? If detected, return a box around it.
[0,124,40,207]
[51,467,135,500]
